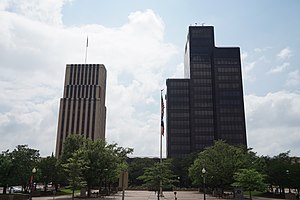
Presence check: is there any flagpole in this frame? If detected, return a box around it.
[160,89,164,198]
[85,36,88,64]
[160,91,163,164]
[160,89,164,164]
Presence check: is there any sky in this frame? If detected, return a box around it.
[0,0,300,158]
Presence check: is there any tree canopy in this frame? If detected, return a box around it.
[137,160,178,192]
[232,169,267,200]
[188,140,263,190]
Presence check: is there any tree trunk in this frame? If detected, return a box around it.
[72,189,74,200]
[249,190,252,200]
[157,190,160,200]
[87,186,91,197]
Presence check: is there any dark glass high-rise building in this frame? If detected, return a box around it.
[166,26,247,158]
[55,64,107,157]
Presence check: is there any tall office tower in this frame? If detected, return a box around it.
[166,26,247,158]
[55,64,107,157]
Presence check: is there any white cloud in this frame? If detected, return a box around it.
[0,6,178,157]
[0,0,71,26]
[241,51,257,81]
[277,47,292,60]
[254,46,272,53]
[245,91,300,156]
[286,70,300,86]
[268,62,290,74]
[170,62,184,78]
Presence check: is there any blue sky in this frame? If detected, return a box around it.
[0,0,300,157]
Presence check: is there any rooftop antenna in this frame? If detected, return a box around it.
[84,36,88,64]
[195,22,197,26]
[202,22,205,26]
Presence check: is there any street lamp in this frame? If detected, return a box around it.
[286,170,291,193]
[29,167,37,200]
[202,168,206,200]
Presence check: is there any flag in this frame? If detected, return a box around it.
[161,94,165,136]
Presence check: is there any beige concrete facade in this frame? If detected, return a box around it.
[55,64,107,157]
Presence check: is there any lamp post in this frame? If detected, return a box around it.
[104,168,108,194]
[286,169,291,193]
[202,168,206,200]
[29,167,37,200]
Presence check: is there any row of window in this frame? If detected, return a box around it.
[194,102,213,107]
[218,83,240,89]
[192,86,212,92]
[214,58,239,65]
[221,91,241,97]
[220,125,243,131]
[193,94,212,100]
[169,137,190,144]
[65,85,101,98]
[194,127,214,132]
[169,145,190,151]
[220,117,243,122]
[193,71,212,76]
[217,75,240,81]
[167,89,189,95]
[191,63,211,69]
[219,99,241,105]
[194,110,213,115]
[68,65,100,86]
[192,79,212,84]
[168,97,189,103]
[168,129,190,134]
[169,121,190,126]
[167,81,189,87]
[194,135,214,141]
[168,113,190,117]
[194,119,214,124]
[217,67,240,73]
[220,108,242,114]
[191,55,211,63]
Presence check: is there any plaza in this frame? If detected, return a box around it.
[30,190,278,200]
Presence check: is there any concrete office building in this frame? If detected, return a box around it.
[166,26,247,158]
[55,64,107,157]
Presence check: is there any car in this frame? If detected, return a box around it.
[9,186,22,193]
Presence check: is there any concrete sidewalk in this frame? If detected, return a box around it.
[31,190,283,200]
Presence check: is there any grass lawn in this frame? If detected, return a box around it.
[56,189,80,195]
[244,191,285,199]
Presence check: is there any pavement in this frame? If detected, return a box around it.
[31,190,283,200]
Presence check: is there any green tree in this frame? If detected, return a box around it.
[60,135,85,164]
[60,135,133,197]
[62,149,87,200]
[170,153,198,188]
[289,159,300,194]
[138,161,178,200]
[0,150,13,194]
[264,152,291,194]
[232,169,267,200]
[10,145,40,191]
[188,140,258,192]
[37,153,60,192]
[128,157,157,186]
[264,152,300,195]
[106,144,133,190]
